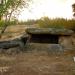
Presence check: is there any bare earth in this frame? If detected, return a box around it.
[0,50,74,75]
[0,25,27,40]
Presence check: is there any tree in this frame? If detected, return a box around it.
[0,0,31,38]
[72,3,75,17]
[72,3,75,31]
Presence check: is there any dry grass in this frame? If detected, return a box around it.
[0,50,74,75]
[0,25,26,40]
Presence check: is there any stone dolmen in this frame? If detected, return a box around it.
[26,28,74,50]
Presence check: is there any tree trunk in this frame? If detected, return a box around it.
[0,11,12,38]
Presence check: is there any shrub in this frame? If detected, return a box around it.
[37,17,75,31]
[0,20,5,27]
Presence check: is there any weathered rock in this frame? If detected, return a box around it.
[26,28,74,35]
[0,34,28,50]
[25,28,75,51]
[25,43,64,53]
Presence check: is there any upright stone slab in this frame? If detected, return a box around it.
[25,43,64,54]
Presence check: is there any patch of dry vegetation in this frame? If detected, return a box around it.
[0,49,75,75]
[0,25,26,40]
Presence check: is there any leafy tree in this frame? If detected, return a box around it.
[0,0,31,38]
[72,4,75,31]
[72,3,75,17]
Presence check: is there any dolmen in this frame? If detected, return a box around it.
[26,28,75,50]
[0,27,74,51]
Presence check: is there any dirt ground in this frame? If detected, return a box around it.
[0,25,26,40]
[0,25,75,75]
[0,49,75,75]
[0,24,37,40]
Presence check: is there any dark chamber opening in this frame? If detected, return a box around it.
[30,34,59,44]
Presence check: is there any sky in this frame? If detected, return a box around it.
[18,0,75,21]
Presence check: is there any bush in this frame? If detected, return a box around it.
[37,17,75,31]
[0,20,17,27]
[0,20,5,27]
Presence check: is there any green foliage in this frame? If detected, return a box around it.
[17,19,37,25]
[72,3,75,17]
[0,20,5,27]
[0,0,31,38]
[0,0,31,20]
[37,17,65,28]
[0,20,17,27]
[24,19,37,25]
[6,21,17,25]
[66,19,75,31]
[37,17,75,31]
